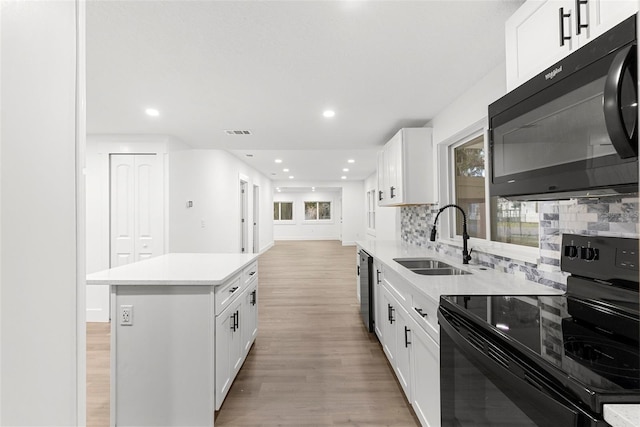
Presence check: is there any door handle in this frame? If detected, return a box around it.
[376,269,381,284]
[604,44,638,158]
[390,186,396,199]
[251,290,257,305]
[378,190,383,201]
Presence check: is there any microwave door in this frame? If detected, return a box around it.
[604,43,638,159]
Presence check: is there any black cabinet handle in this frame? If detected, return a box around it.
[559,7,572,46]
[390,186,396,198]
[229,286,239,293]
[388,304,395,324]
[251,290,257,306]
[230,313,236,331]
[249,271,256,276]
[414,307,428,318]
[378,190,383,201]
[234,310,239,331]
[376,269,381,284]
[404,326,411,348]
[576,0,588,35]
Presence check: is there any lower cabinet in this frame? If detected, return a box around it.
[215,279,259,410]
[379,269,441,427]
[215,296,244,410]
[411,320,441,427]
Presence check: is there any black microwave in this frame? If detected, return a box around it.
[489,15,638,200]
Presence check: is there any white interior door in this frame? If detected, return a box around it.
[110,154,164,267]
[253,185,259,253]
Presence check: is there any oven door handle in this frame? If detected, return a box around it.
[439,310,585,427]
[604,43,638,159]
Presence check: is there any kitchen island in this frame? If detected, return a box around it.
[87,253,259,427]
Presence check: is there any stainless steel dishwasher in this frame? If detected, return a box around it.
[358,250,374,333]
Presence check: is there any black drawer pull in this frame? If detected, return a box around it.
[414,307,428,318]
[404,326,411,348]
[229,286,239,293]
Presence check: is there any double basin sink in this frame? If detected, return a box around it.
[394,258,471,276]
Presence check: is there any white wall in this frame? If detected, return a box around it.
[169,149,274,253]
[428,63,506,145]
[1,1,85,424]
[273,180,365,245]
[85,135,187,321]
[274,190,342,241]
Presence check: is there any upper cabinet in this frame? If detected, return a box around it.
[505,0,638,90]
[377,128,435,207]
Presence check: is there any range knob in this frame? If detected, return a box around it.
[580,246,599,261]
[564,245,578,259]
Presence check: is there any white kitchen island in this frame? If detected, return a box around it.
[87,253,259,427]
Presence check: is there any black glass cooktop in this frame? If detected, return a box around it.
[440,294,640,403]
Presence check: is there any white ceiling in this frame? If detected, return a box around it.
[87,0,523,183]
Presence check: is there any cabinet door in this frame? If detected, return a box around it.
[377,151,387,206]
[505,0,574,90]
[394,303,412,401]
[380,286,397,365]
[584,0,638,42]
[385,134,403,204]
[215,298,243,410]
[373,260,384,340]
[242,281,258,354]
[411,324,440,427]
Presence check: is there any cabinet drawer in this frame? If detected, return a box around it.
[410,292,439,343]
[215,274,242,315]
[243,260,258,285]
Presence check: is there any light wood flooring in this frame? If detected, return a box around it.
[87,240,419,426]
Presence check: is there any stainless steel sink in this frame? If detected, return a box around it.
[409,267,471,276]
[393,258,454,269]
[393,258,471,276]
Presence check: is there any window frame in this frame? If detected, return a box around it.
[437,119,539,264]
[273,201,294,223]
[303,200,333,223]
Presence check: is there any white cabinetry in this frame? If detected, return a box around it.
[377,263,442,427]
[373,259,384,340]
[377,128,435,206]
[215,294,244,409]
[505,0,637,90]
[411,322,440,427]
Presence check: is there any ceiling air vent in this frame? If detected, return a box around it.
[224,130,252,135]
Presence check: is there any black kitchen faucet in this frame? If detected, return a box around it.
[429,204,472,265]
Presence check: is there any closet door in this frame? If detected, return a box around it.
[110,154,164,267]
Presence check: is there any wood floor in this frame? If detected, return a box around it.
[87,240,419,426]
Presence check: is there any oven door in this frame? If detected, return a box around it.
[439,307,607,427]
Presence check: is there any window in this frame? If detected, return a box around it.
[449,130,539,248]
[273,202,293,221]
[304,201,331,221]
[366,189,376,231]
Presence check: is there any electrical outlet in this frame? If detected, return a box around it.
[120,305,133,326]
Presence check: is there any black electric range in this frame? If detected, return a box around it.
[438,234,639,426]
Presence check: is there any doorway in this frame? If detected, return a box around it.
[253,185,260,253]
[240,179,248,253]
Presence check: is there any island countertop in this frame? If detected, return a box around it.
[86,252,259,286]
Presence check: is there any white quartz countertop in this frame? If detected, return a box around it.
[86,253,258,285]
[604,404,640,427]
[356,240,564,302]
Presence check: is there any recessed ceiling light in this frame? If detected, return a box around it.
[289,176,294,179]
[343,168,349,172]
[275,159,283,164]
[323,110,336,118]
[341,176,347,180]
[246,154,254,157]
[347,159,355,163]
[283,168,289,172]
[145,108,160,117]
[312,187,315,191]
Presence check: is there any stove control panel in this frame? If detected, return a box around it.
[561,234,638,282]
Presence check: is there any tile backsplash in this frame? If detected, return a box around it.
[400,195,639,291]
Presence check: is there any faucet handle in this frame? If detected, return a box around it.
[465,248,473,262]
